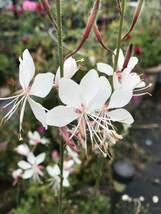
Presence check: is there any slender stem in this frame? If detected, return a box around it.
[114,0,126,72]
[56,0,64,77]
[55,0,64,213]
[58,139,65,214]
[36,191,40,214]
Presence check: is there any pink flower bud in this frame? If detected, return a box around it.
[134,46,142,55]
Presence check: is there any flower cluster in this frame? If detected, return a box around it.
[12,130,81,194]
[0,49,149,156]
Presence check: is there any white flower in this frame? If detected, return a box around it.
[0,49,54,134]
[46,69,133,155]
[15,144,30,156]
[18,152,45,182]
[46,70,111,127]
[55,57,78,86]
[152,195,159,204]
[66,146,81,165]
[97,49,146,91]
[28,131,49,145]
[121,194,132,202]
[47,165,70,193]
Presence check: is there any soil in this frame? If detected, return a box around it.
[124,83,161,214]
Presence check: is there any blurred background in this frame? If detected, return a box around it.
[0,0,161,213]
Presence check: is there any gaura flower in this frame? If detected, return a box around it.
[46,69,133,155]
[0,49,54,136]
[97,49,147,92]
[15,143,30,156]
[47,165,70,194]
[18,152,45,182]
[28,131,49,145]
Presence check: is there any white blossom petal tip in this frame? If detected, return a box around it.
[97,63,113,76]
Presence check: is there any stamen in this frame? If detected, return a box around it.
[133,92,152,96]
[3,96,20,109]
[0,94,23,100]
[134,83,152,92]
[3,97,25,120]
[69,115,83,140]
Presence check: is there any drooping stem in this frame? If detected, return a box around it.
[114,0,126,72]
[55,0,64,213]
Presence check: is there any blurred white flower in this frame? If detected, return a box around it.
[152,195,159,204]
[66,146,81,165]
[55,57,78,86]
[0,49,54,134]
[121,194,131,202]
[47,165,70,194]
[15,144,30,156]
[28,131,49,145]
[139,196,145,202]
[18,152,45,182]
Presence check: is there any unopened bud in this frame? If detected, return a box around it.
[122,44,133,70]
[122,0,144,40]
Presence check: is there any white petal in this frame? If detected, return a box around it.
[64,160,74,169]
[127,57,138,72]
[55,57,78,85]
[63,170,70,179]
[113,72,120,90]
[30,73,54,98]
[122,73,141,90]
[88,76,112,111]
[47,165,60,177]
[113,49,124,71]
[27,152,36,165]
[46,105,79,127]
[80,69,99,106]
[108,89,133,109]
[18,160,31,170]
[97,63,113,76]
[19,49,35,90]
[28,97,47,129]
[108,109,134,124]
[64,57,78,78]
[12,169,23,179]
[59,78,81,107]
[15,144,30,156]
[28,131,41,145]
[63,177,70,187]
[22,169,34,179]
[36,153,46,165]
[136,80,146,88]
